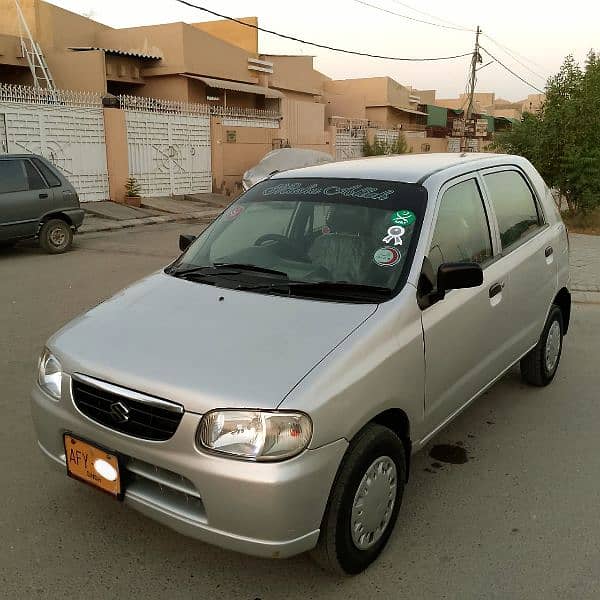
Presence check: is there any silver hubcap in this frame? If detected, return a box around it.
[351,456,397,550]
[545,320,561,374]
[49,227,66,247]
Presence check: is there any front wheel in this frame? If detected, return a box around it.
[310,424,406,575]
[520,304,563,386]
[39,219,73,254]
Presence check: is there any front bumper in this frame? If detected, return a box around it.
[31,376,347,558]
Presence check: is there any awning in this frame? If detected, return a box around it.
[426,104,448,127]
[69,46,162,60]
[182,75,284,98]
[368,104,428,116]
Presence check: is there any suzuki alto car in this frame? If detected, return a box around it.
[32,153,570,575]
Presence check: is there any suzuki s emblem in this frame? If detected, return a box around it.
[110,401,130,423]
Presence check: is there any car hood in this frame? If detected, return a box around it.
[50,272,377,414]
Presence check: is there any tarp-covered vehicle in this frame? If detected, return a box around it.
[242,148,333,190]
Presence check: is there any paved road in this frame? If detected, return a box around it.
[2,224,600,599]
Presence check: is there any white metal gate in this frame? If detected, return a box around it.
[335,127,366,161]
[0,85,109,202]
[0,114,7,153]
[122,96,211,197]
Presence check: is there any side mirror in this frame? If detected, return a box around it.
[437,262,483,296]
[179,234,196,252]
[420,262,483,308]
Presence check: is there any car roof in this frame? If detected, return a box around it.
[271,153,518,184]
[0,153,44,159]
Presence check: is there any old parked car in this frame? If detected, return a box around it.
[32,153,570,575]
[0,154,84,253]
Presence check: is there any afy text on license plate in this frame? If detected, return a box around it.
[64,434,122,498]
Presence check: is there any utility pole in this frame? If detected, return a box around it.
[466,26,481,120]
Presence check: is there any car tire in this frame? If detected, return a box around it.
[310,424,406,576]
[39,219,73,254]
[520,304,563,387]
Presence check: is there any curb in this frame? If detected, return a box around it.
[78,210,221,235]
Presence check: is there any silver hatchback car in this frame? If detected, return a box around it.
[32,153,570,575]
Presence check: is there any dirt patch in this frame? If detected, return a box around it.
[563,209,600,235]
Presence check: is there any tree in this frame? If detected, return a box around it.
[363,132,409,156]
[494,52,600,214]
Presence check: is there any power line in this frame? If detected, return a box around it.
[481,33,547,73]
[388,0,472,31]
[173,0,473,61]
[351,0,473,32]
[482,33,548,82]
[480,46,545,94]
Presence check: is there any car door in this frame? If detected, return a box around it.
[421,174,514,432]
[0,158,55,241]
[480,168,557,358]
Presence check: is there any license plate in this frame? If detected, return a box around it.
[64,434,122,498]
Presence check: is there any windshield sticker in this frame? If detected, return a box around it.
[374,247,401,267]
[382,225,406,246]
[321,225,332,234]
[225,205,244,220]
[262,182,396,201]
[391,210,416,226]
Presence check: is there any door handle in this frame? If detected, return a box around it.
[545,246,553,257]
[39,193,49,199]
[489,282,504,298]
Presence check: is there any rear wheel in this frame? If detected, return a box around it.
[39,219,73,254]
[520,304,563,386]
[310,424,406,575]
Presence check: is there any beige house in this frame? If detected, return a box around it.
[434,91,545,120]
[323,76,428,131]
[0,0,331,114]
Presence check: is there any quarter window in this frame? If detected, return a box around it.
[483,170,542,250]
[32,158,61,187]
[0,159,28,194]
[429,178,493,273]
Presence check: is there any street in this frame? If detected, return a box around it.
[2,222,600,599]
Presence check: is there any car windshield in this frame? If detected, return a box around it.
[168,178,427,302]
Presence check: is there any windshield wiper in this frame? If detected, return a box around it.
[212,263,289,278]
[288,281,392,297]
[167,263,290,284]
[238,280,392,301]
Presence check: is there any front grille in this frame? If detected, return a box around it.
[71,376,183,441]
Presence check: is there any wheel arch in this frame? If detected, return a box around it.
[370,408,412,481]
[553,287,571,335]
[38,212,73,232]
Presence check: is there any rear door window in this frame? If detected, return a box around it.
[24,160,48,190]
[0,160,28,194]
[483,170,543,251]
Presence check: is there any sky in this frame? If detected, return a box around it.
[49,0,598,101]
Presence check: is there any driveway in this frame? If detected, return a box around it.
[1,224,599,599]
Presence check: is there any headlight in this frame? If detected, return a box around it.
[197,410,312,461]
[38,349,62,400]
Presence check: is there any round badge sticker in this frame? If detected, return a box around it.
[390,210,416,226]
[373,247,401,267]
[321,225,332,234]
[225,205,244,220]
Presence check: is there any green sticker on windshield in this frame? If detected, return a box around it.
[390,210,416,226]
